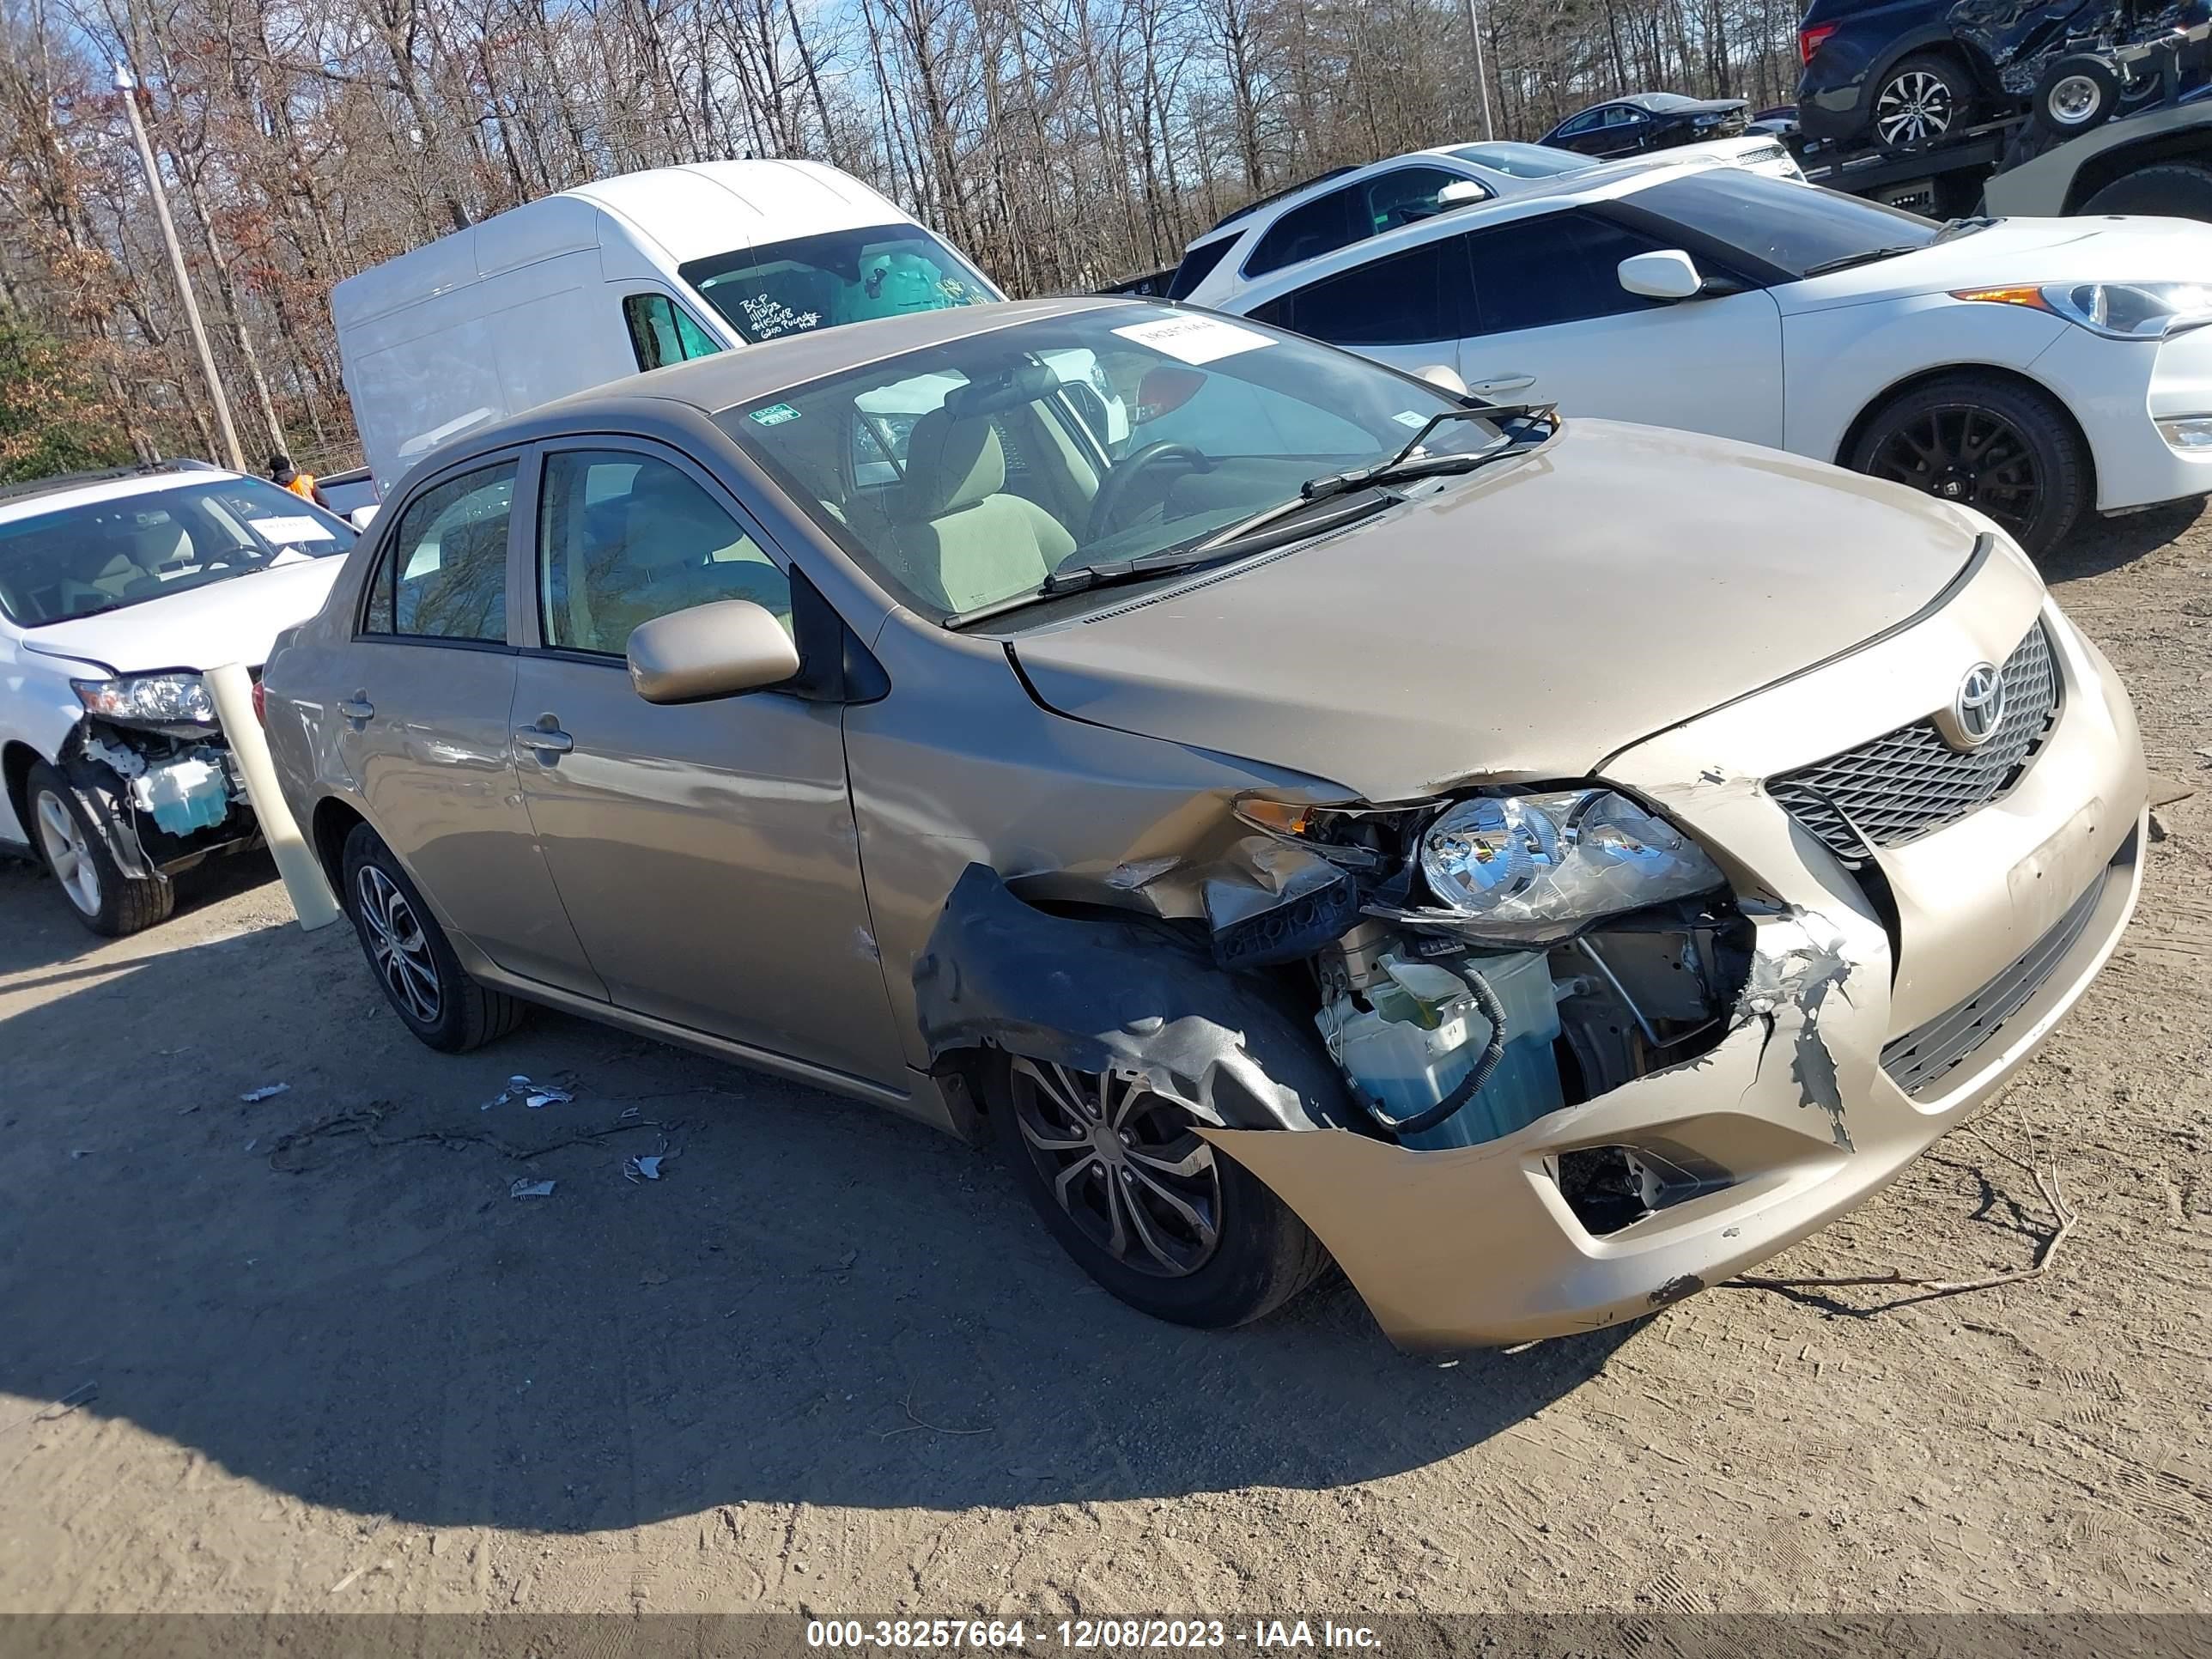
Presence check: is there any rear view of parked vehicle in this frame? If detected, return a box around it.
[1221,162,2212,553]
[261,297,2144,1349]
[0,465,356,933]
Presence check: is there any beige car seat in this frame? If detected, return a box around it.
[895,410,1074,612]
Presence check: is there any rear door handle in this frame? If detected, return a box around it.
[515,723,574,757]
[337,694,374,724]
[1467,373,1536,394]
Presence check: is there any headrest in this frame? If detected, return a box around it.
[902,410,1005,517]
[621,483,733,568]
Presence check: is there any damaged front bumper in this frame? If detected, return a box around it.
[64,719,260,883]
[1212,590,2147,1350]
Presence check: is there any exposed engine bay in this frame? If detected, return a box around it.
[919,785,1768,1237]
[62,717,258,883]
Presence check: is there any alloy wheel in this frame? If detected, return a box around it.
[33,788,100,916]
[1875,71,1954,146]
[1865,405,2042,539]
[356,864,442,1024]
[1007,1057,1224,1278]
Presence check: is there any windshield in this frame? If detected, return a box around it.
[0,476,356,629]
[1625,169,1942,277]
[679,223,997,343]
[1449,143,1599,179]
[716,305,1512,621]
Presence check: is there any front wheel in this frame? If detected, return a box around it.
[990,1054,1331,1328]
[1847,373,2088,556]
[24,760,173,937]
[341,821,524,1052]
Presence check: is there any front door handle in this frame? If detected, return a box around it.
[337,693,374,725]
[515,721,574,758]
[1467,373,1536,395]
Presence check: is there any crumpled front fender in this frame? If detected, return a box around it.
[913,865,1356,1132]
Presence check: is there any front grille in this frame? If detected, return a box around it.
[1770,623,2058,865]
[1880,855,2114,1097]
[1739,141,1787,162]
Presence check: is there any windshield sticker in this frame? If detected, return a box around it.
[1393,410,1430,428]
[1111,316,1274,366]
[247,514,336,543]
[738,295,822,339]
[750,403,803,428]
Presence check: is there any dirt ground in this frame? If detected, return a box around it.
[2,505,2208,1620]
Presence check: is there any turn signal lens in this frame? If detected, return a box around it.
[1951,286,2052,312]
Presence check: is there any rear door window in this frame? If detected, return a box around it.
[1249,237,1465,348]
[362,462,515,642]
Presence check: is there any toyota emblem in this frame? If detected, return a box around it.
[1935,661,2006,752]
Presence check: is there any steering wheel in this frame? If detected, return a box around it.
[1085,442,1213,541]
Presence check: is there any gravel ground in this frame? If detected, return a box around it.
[1,503,2207,1617]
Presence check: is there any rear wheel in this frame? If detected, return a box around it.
[25,760,173,937]
[2081,161,2212,221]
[1848,373,2088,556]
[1871,53,1977,150]
[341,821,524,1052]
[2034,53,2123,135]
[991,1054,1330,1328]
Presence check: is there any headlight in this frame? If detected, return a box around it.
[73,671,219,731]
[1419,789,1725,925]
[1954,281,2212,340]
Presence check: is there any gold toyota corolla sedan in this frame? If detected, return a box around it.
[259,297,2147,1349]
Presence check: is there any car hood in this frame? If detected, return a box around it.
[20,556,347,677]
[1779,215,2212,307]
[1006,420,1983,801]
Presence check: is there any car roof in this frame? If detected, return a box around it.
[416,296,1137,460]
[1178,141,1589,259]
[0,464,245,529]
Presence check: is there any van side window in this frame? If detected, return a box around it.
[538,449,793,657]
[361,462,515,643]
[623,294,724,373]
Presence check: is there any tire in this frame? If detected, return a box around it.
[2081,161,2212,220]
[1848,373,2090,556]
[23,760,173,937]
[340,820,524,1053]
[2034,53,2122,135]
[1871,53,1978,150]
[988,1052,1332,1329]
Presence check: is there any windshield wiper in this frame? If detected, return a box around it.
[1297,404,1551,502]
[1801,244,1927,277]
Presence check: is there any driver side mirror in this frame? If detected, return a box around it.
[627,599,799,704]
[1618,249,1706,301]
[1416,364,1469,397]
[1437,180,1489,211]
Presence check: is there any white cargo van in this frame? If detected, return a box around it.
[333,160,1060,490]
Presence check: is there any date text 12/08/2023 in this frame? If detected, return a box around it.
[805,1622,1382,1650]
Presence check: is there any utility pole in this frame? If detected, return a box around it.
[113,61,245,471]
[1464,0,1497,141]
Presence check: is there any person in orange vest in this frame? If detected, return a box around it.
[268,453,331,510]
